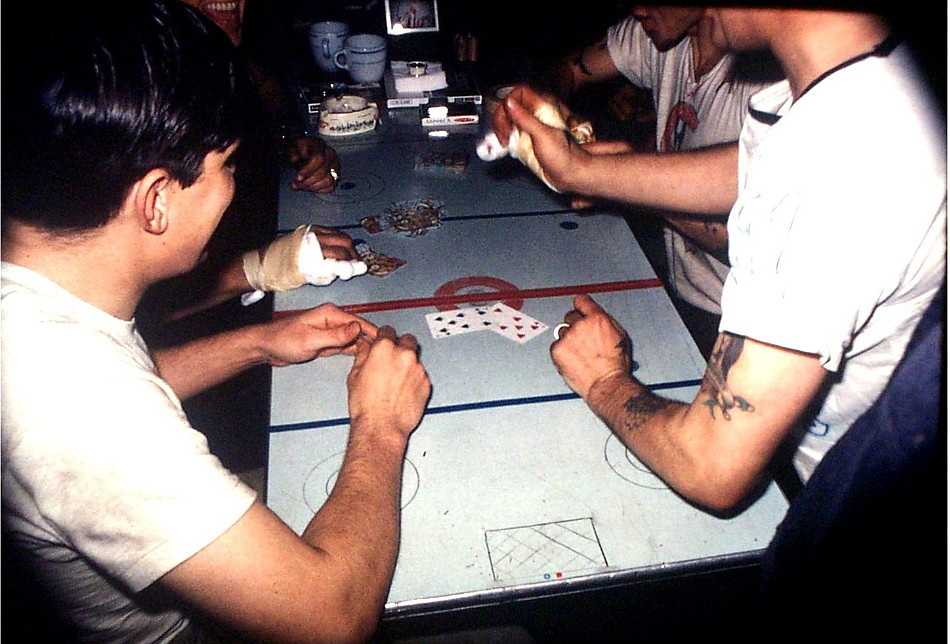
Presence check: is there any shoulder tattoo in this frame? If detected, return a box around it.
[700,333,755,420]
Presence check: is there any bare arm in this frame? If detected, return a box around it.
[551,295,827,512]
[504,88,739,215]
[159,227,360,322]
[483,37,620,151]
[161,327,431,643]
[534,35,621,101]
[152,303,377,400]
[664,214,731,264]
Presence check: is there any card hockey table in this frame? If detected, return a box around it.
[265,125,788,617]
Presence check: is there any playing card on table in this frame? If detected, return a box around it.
[359,215,385,234]
[485,303,549,343]
[413,151,470,175]
[385,198,444,237]
[425,306,494,339]
[355,242,406,277]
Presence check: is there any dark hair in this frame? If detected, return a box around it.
[2,0,247,232]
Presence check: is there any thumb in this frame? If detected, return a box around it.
[504,93,543,139]
[320,320,362,351]
[490,99,515,147]
[350,333,371,371]
[574,293,604,316]
[493,86,542,143]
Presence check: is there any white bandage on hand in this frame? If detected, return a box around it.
[242,225,310,293]
[297,230,368,286]
[242,225,368,298]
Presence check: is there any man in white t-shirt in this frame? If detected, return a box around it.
[1,1,431,642]
[529,6,778,356]
[498,9,945,511]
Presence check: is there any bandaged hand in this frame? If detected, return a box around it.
[241,225,367,304]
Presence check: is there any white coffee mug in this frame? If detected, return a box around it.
[334,34,387,84]
[308,21,349,74]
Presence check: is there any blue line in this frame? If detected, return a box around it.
[279,210,575,235]
[443,210,575,221]
[269,378,703,433]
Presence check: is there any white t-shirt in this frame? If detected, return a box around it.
[607,18,770,314]
[1,262,258,642]
[721,42,946,480]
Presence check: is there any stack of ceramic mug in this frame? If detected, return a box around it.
[308,21,387,85]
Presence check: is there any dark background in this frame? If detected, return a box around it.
[243,0,947,111]
[2,2,944,642]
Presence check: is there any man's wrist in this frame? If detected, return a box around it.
[239,321,278,368]
[348,415,413,454]
[585,369,635,422]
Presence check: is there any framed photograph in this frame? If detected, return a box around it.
[385,0,440,35]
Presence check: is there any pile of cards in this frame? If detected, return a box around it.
[359,198,445,237]
[425,302,549,344]
[413,151,469,175]
[355,242,406,277]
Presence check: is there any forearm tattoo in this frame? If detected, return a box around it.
[700,333,755,420]
[621,392,672,432]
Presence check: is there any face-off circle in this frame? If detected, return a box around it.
[312,171,386,204]
[603,434,668,490]
[304,451,420,510]
[433,276,524,312]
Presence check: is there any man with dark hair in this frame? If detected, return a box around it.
[520,5,781,357]
[1,2,431,641]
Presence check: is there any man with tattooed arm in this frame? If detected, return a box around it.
[499,7,946,513]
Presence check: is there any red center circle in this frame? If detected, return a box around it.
[433,276,523,312]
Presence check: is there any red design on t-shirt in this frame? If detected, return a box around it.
[660,101,699,153]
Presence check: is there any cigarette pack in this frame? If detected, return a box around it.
[419,101,480,127]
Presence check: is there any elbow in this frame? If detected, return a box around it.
[673,466,765,516]
[313,595,385,644]
[276,583,384,644]
[693,488,748,516]
[329,624,381,644]
[290,610,382,644]
[342,611,385,644]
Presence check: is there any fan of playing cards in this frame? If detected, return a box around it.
[355,242,406,277]
[425,303,549,343]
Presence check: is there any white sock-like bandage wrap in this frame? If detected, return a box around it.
[241,225,368,305]
[476,100,594,193]
[297,230,368,286]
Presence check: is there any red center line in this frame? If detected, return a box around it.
[273,278,663,317]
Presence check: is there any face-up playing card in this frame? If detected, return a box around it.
[385,198,444,236]
[355,242,406,277]
[485,303,549,344]
[414,151,470,175]
[425,306,495,339]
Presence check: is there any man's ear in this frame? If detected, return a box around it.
[133,169,174,235]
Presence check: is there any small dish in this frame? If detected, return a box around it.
[318,95,379,136]
[407,61,428,77]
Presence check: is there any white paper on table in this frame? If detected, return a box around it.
[391,60,448,93]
